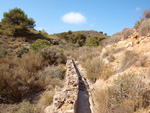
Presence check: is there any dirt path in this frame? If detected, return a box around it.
[72,59,91,113]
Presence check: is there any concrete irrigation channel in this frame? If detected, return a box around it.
[48,59,93,113]
[72,59,91,113]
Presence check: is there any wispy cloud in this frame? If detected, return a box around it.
[62,12,86,24]
[136,7,141,11]
[90,24,94,27]
[38,27,48,31]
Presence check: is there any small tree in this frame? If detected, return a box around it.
[75,33,86,46]
[87,35,105,47]
[0,8,35,36]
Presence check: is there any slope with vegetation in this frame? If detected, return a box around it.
[67,9,150,113]
[1,7,150,113]
[0,8,67,113]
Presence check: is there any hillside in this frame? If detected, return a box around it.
[72,30,109,38]
[1,7,150,113]
[62,18,150,113]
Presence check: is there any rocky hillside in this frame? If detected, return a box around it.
[63,18,150,113]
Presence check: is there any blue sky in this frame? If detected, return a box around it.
[0,0,149,36]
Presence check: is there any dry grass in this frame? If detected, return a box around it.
[119,50,138,73]
[15,100,35,113]
[93,79,110,113]
[36,90,54,113]
[101,47,123,59]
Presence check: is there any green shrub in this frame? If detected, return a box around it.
[16,47,29,57]
[87,35,105,47]
[30,39,51,50]
[58,31,86,46]
[75,33,86,46]
[41,46,67,65]
[39,29,49,38]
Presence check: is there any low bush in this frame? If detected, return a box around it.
[122,28,134,39]
[108,73,147,112]
[119,51,138,72]
[85,57,113,82]
[37,65,66,88]
[30,39,51,51]
[143,9,150,18]
[16,47,29,57]
[102,32,122,46]
[39,29,49,38]
[138,19,150,36]
[41,47,67,65]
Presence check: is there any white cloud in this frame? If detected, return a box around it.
[136,7,141,11]
[62,12,86,24]
[38,27,48,31]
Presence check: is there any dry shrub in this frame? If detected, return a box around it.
[41,46,67,65]
[103,32,122,45]
[122,28,134,39]
[139,53,150,67]
[36,90,54,113]
[37,65,66,89]
[84,57,113,82]
[138,19,150,36]
[0,47,66,103]
[143,9,150,18]
[102,47,123,59]
[0,52,45,103]
[108,73,147,112]
[119,51,138,73]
